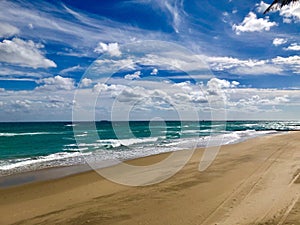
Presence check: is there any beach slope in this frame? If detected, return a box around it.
[0,132,299,225]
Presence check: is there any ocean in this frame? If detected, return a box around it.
[0,121,299,177]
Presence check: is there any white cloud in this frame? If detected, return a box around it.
[256,1,269,13]
[204,56,266,71]
[13,100,32,109]
[0,0,169,56]
[79,78,93,88]
[0,88,76,120]
[231,81,240,87]
[150,68,158,75]
[232,64,283,75]
[0,38,56,68]
[223,12,229,17]
[139,52,209,73]
[60,65,84,74]
[0,78,36,82]
[0,68,49,78]
[90,79,220,114]
[203,55,281,75]
[94,42,121,57]
[205,78,239,103]
[201,54,300,75]
[1,77,300,121]
[207,78,238,96]
[272,55,300,65]
[164,1,181,33]
[232,12,277,35]
[0,23,19,38]
[36,75,75,91]
[115,87,147,102]
[255,1,300,22]
[283,17,293,23]
[91,58,136,75]
[122,0,186,34]
[284,43,300,51]
[124,71,141,80]
[271,55,300,74]
[172,81,193,92]
[273,38,287,46]
[280,4,300,23]
[93,83,110,93]
[228,92,290,113]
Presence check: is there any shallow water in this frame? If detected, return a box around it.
[0,120,299,176]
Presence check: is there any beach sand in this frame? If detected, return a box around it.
[0,132,299,225]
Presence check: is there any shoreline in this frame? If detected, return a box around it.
[0,164,92,189]
[0,130,283,189]
[0,132,299,224]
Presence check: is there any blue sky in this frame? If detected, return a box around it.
[0,0,300,121]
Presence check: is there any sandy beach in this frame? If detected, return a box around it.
[0,132,299,225]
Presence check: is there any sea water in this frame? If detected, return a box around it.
[0,121,299,176]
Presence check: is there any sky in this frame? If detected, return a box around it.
[1,0,300,121]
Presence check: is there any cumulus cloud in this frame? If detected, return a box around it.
[1,76,299,121]
[172,81,193,92]
[231,81,240,87]
[124,71,141,80]
[279,4,300,23]
[228,93,290,112]
[256,1,269,13]
[284,43,300,51]
[253,0,300,24]
[232,12,277,35]
[221,88,300,117]
[174,92,208,104]
[93,83,110,93]
[91,79,222,112]
[0,23,19,38]
[94,42,121,57]
[115,87,146,102]
[11,100,32,112]
[36,75,75,91]
[271,55,300,74]
[0,38,56,68]
[79,78,93,88]
[0,89,76,119]
[207,78,238,95]
[273,38,287,46]
[150,68,158,75]
[272,55,300,65]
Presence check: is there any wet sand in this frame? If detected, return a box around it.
[0,132,299,225]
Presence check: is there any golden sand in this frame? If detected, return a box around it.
[0,132,299,225]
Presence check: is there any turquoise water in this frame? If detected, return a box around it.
[0,121,299,176]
